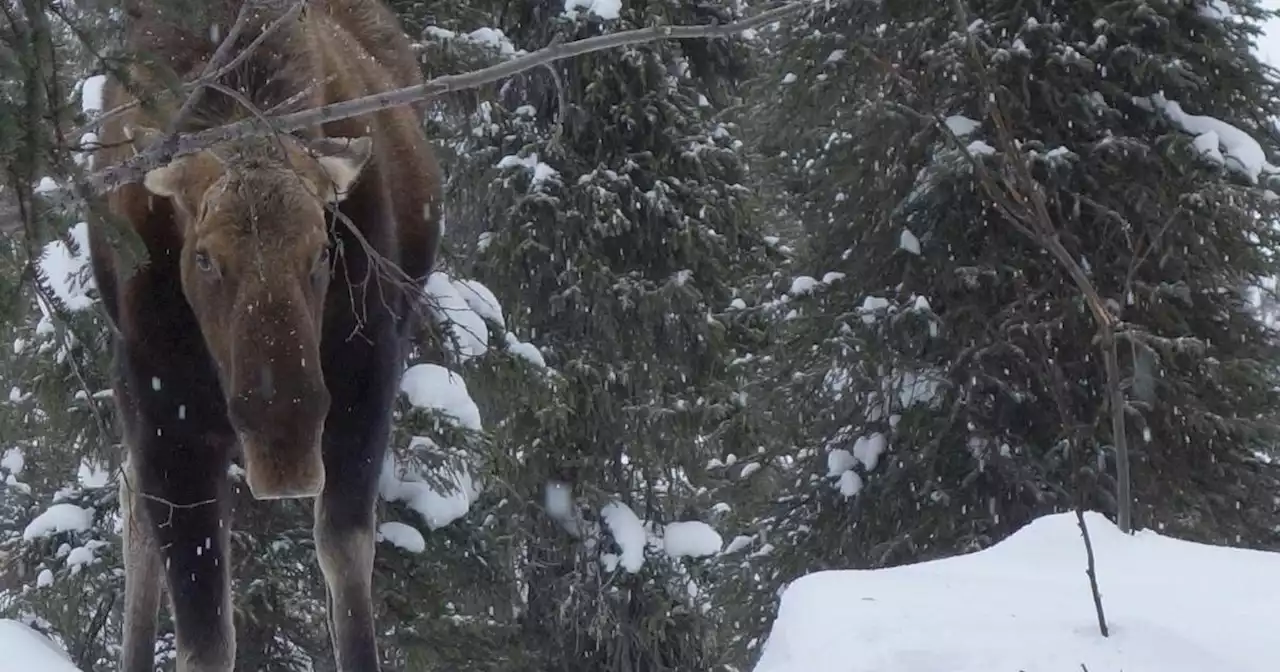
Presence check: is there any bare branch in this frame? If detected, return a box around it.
[81,0,809,193]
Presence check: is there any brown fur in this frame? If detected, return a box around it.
[89,1,441,669]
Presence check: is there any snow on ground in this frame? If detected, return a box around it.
[0,619,83,672]
[752,511,1280,672]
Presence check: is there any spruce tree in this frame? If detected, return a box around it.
[442,0,778,668]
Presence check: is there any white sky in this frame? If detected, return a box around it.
[1257,0,1280,66]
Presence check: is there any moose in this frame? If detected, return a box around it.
[86,0,442,669]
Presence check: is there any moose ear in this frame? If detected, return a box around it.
[309,136,373,202]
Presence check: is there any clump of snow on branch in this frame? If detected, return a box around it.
[21,503,94,541]
[422,26,521,57]
[422,271,545,369]
[382,367,482,530]
[496,152,560,188]
[600,501,647,573]
[1136,92,1279,182]
[383,270,547,534]
[595,500,725,573]
[1196,0,1234,21]
[377,521,427,553]
[663,521,724,559]
[400,363,484,431]
[379,437,480,531]
[944,114,980,137]
[424,273,491,362]
[563,0,622,21]
[36,221,96,317]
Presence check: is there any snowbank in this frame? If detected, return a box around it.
[753,512,1280,672]
[0,620,82,672]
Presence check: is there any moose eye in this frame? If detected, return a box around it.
[314,246,330,271]
[195,249,215,274]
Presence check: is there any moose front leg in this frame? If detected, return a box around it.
[314,410,386,671]
[315,489,379,670]
[119,456,164,672]
[315,335,399,671]
[114,333,239,672]
[136,441,237,672]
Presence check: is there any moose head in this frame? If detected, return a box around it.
[128,126,373,499]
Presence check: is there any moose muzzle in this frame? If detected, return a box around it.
[227,303,331,500]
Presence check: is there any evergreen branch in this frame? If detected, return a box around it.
[82,0,811,194]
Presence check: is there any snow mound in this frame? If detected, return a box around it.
[0,620,82,672]
[753,511,1280,672]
